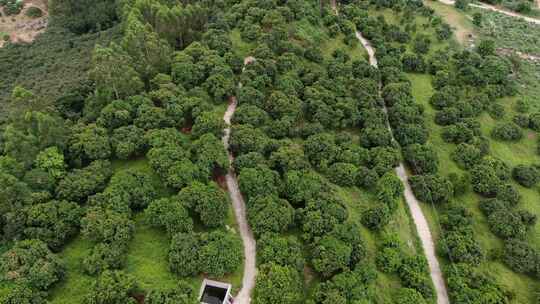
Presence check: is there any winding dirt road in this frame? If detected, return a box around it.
[333,1,450,303]
[222,57,256,304]
[438,0,540,25]
[356,29,450,304]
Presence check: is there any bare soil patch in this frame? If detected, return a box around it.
[0,0,48,47]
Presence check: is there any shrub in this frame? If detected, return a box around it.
[83,270,137,304]
[376,173,404,208]
[515,99,530,113]
[233,152,266,172]
[3,0,23,15]
[23,200,83,250]
[25,6,43,18]
[145,281,198,304]
[503,239,540,276]
[481,157,511,181]
[513,114,530,128]
[253,263,303,304]
[512,164,540,188]
[479,198,509,216]
[376,247,403,273]
[0,239,65,290]
[312,236,352,277]
[488,209,531,239]
[395,288,427,304]
[398,256,434,299]
[496,183,521,205]
[445,264,509,303]
[410,174,453,204]
[356,166,379,189]
[491,122,523,141]
[361,205,392,231]
[470,164,502,197]
[455,0,471,10]
[1,283,47,303]
[169,231,242,277]
[403,144,439,175]
[257,234,305,271]
[448,172,470,196]
[198,231,243,277]
[56,160,112,202]
[168,233,201,276]
[451,143,482,169]
[442,123,474,144]
[488,103,505,119]
[178,182,229,228]
[145,197,193,235]
[529,113,540,131]
[327,162,358,187]
[247,195,294,236]
[439,230,484,265]
[83,243,126,276]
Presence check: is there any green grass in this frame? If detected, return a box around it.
[478,98,540,250]
[124,214,181,291]
[124,213,245,293]
[424,0,476,45]
[48,237,95,304]
[320,33,367,61]
[408,72,540,303]
[229,29,253,58]
[111,157,172,197]
[48,156,245,302]
[293,18,327,45]
[476,7,540,55]
[333,182,423,304]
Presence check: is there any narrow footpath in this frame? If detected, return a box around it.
[438,0,540,25]
[333,1,450,303]
[222,57,257,304]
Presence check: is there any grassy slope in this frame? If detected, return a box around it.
[335,177,421,303]
[0,26,119,122]
[49,156,244,302]
[372,3,540,301]
[231,13,419,302]
[321,34,367,61]
[320,11,423,301]
[424,0,476,45]
[409,73,540,304]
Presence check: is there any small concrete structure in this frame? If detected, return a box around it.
[199,279,234,304]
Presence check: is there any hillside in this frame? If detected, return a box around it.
[0,0,539,303]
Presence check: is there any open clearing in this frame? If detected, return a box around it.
[0,0,48,47]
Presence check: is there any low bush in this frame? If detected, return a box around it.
[2,0,23,15]
[25,6,43,18]
[503,239,540,277]
[410,174,453,204]
[491,122,523,141]
[0,239,65,290]
[512,164,540,188]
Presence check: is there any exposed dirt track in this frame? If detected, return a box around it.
[334,1,450,303]
[357,30,450,304]
[222,57,256,304]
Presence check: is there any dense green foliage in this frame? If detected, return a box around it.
[2,0,538,301]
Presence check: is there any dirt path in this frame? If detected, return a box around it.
[222,57,256,304]
[357,30,450,304]
[332,1,449,303]
[439,0,540,25]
